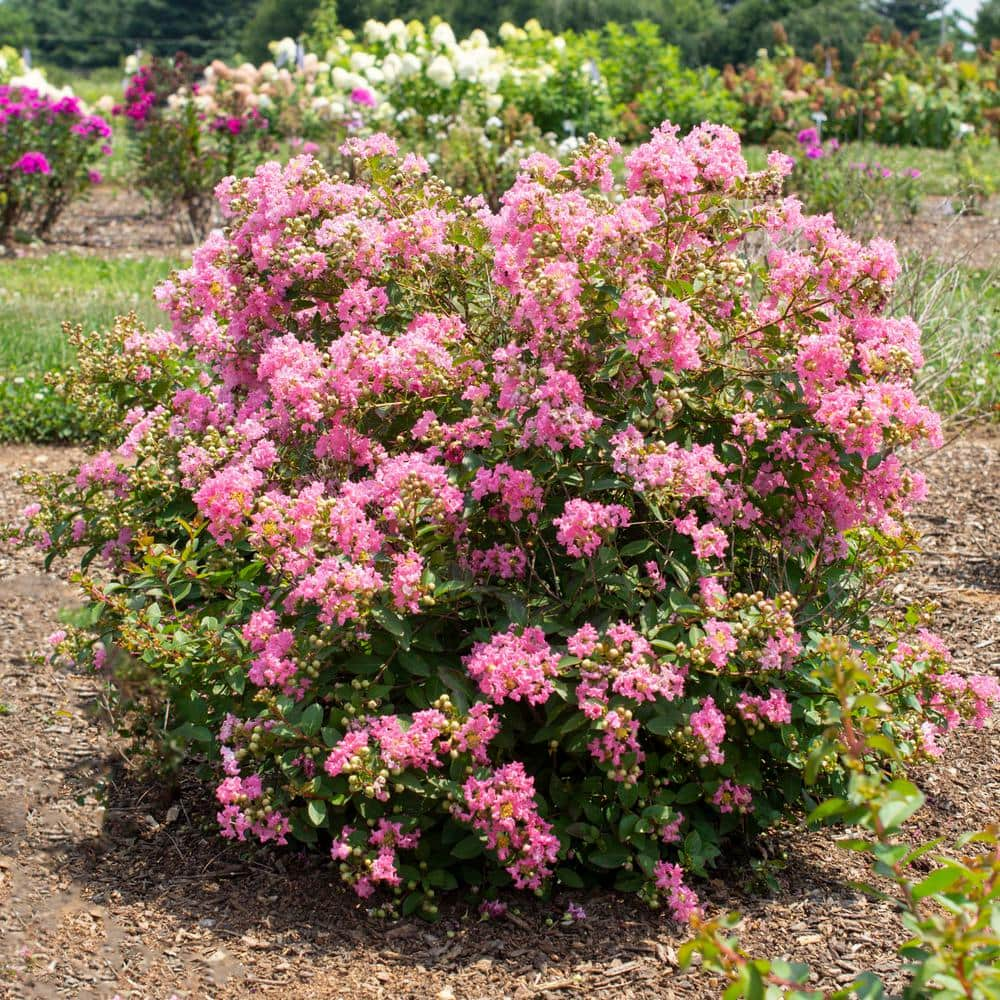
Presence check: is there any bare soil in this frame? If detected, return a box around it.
[0,432,997,1000]
[7,188,999,271]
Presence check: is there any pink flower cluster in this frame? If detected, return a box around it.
[455,763,560,889]
[653,861,701,923]
[712,780,754,814]
[331,818,420,898]
[553,499,631,557]
[12,150,50,174]
[464,626,562,706]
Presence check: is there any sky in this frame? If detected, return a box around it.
[949,0,983,22]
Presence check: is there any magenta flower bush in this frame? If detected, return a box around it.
[0,85,111,244]
[117,55,274,238]
[17,123,997,919]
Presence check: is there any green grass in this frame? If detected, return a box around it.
[745,141,1000,198]
[0,254,179,442]
[900,260,1000,419]
[40,65,124,108]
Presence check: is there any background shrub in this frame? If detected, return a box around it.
[0,84,111,245]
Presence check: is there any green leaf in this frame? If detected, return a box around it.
[589,846,630,869]
[168,722,213,745]
[646,715,676,736]
[299,703,323,737]
[555,866,585,888]
[849,972,886,1000]
[674,783,702,804]
[371,606,412,650]
[399,651,432,677]
[807,797,849,825]
[401,891,424,917]
[911,864,964,901]
[307,799,327,827]
[451,835,484,859]
[620,539,656,557]
[425,869,458,890]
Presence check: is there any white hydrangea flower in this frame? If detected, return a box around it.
[400,53,421,79]
[382,53,402,85]
[481,67,502,93]
[431,22,457,50]
[386,19,409,46]
[426,54,455,88]
[270,37,297,67]
[350,51,376,72]
[363,19,389,44]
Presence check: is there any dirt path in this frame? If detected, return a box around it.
[8,187,999,271]
[0,433,997,1000]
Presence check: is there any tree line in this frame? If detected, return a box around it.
[1,0,997,71]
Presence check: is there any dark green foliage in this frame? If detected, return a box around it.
[700,0,884,69]
[976,0,1000,45]
[0,0,127,69]
[1,0,252,68]
[872,0,944,38]
[240,0,325,64]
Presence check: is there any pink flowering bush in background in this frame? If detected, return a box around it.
[0,84,111,245]
[116,53,275,239]
[14,122,997,921]
[789,126,921,239]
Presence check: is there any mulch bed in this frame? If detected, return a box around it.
[1,431,997,1000]
[6,188,999,271]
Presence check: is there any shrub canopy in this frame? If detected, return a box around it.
[20,124,997,918]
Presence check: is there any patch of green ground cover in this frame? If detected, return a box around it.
[0,254,178,442]
[41,65,123,109]
[745,141,1000,198]
[902,260,999,420]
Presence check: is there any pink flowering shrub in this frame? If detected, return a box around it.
[0,85,111,244]
[117,54,274,238]
[15,122,997,920]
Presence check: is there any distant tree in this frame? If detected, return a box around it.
[120,0,251,62]
[976,0,1000,44]
[781,0,884,66]
[872,0,943,38]
[701,0,885,68]
[0,0,128,68]
[0,0,36,52]
[519,0,725,66]
[242,0,324,63]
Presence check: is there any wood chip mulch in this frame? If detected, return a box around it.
[1,431,997,1000]
[5,189,998,272]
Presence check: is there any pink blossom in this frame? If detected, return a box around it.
[554,499,630,558]
[464,626,561,706]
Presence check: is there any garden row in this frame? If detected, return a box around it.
[4,18,1000,244]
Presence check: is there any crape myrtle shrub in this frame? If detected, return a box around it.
[0,85,111,244]
[17,124,999,920]
[117,53,274,238]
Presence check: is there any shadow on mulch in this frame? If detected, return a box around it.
[48,745,911,996]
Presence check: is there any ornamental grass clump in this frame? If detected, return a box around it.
[16,123,997,920]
